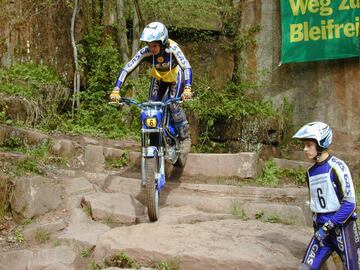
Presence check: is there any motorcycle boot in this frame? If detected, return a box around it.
[177,122,191,154]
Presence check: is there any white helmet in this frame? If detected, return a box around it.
[140,22,168,45]
[293,122,332,149]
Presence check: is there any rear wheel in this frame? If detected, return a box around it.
[173,138,191,167]
[145,157,160,221]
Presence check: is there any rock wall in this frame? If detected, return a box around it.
[0,0,88,82]
[240,0,360,157]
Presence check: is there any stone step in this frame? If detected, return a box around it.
[93,216,311,270]
[0,246,78,270]
[105,176,310,226]
[87,148,262,178]
[273,158,311,169]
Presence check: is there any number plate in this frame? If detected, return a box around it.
[145,117,157,128]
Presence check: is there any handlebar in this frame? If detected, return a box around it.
[109,97,183,108]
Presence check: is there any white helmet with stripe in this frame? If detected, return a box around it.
[140,22,168,45]
[293,122,332,149]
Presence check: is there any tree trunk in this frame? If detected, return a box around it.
[116,0,129,63]
[134,0,145,30]
[70,0,80,116]
[130,5,140,78]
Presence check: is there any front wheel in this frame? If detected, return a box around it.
[145,157,160,221]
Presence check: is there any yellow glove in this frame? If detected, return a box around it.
[110,87,121,103]
[182,86,192,101]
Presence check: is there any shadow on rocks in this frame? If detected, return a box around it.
[257,232,307,260]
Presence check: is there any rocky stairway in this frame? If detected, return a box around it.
[0,126,340,270]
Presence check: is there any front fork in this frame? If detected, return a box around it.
[141,149,146,186]
[141,130,165,187]
[141,147,165,187]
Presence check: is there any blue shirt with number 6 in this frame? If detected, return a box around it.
[307,155,357,226]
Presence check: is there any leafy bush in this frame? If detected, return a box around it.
[105,252,139,269]
[0,137,24,151]
[2,140,67,176]
[108,151,130,169]
[155,260,180,270]
[40,26,149,139]
[0,63,62,98]
[281,167,307,185]
[0,62,69,126]
[256,159,281,187]
[188,78,278,152]
[256,159,306,187]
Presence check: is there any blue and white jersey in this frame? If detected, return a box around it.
[307,155,357,226]
[115,39,192,88]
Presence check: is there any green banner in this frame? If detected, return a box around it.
[281,0,360,63]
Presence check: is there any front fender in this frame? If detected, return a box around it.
[145,146,158,158]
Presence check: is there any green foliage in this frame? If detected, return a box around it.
[82,204,92,218]
[105,252,139,269]
[0,62,68,127]
[86,261,102,270]
[281,167,307,185]
[0,63,62,98]
[234,24,261,51]
[53,26,124,136]
[80,247,93,258]
[256,159,281,187]
[256,159,306,187]
[169,27,217,42]
[188,78,277,152]
[0,106,11,125]
[255,211,264,220]
[155,260,180,270]
[254,211,292,225]
[52,240,60,247]
[0,174,11,220]
[278,97,295,150]
[104,215,115,226]
[39,26,148,139]
[14,227,24,243]
[21,218,32,226]
[35,229,50,243]
[1,139,66,176]
[230,200,248,220]
[109,151,130,169]
[190,80,276,122]
[141,0,221,30]
[79,26,121,95]
[265,215,281,224]
[16,141,52,174]
[216,176,244,186]
[0,137,24,151]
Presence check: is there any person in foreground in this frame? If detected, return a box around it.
[293,121,360,270]
[110,21,192,152]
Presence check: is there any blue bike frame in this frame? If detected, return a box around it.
[120,96,182,192]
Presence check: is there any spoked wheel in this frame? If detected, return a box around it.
[145,157,160,222]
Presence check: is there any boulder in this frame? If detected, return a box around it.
[10,175,61,221]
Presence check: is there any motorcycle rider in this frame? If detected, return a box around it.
[110,22,192,151]
[293,122,360,270]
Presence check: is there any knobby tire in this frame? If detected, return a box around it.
[145,157,160,221]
